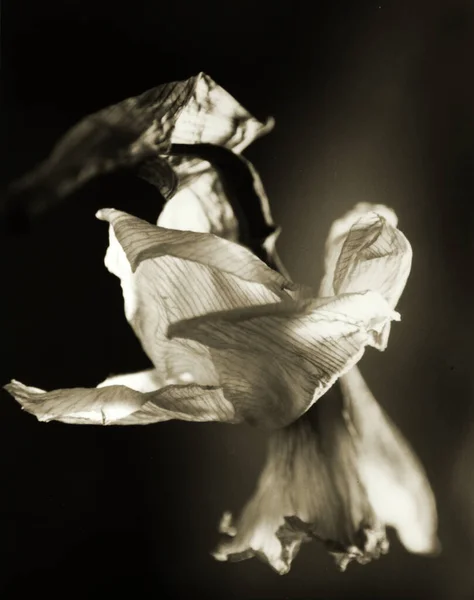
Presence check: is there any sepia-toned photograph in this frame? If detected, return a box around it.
[1,1,472,598]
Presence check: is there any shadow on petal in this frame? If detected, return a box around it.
[212,383,389,574]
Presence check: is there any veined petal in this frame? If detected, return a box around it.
[320,203,412,307]
[98,209,293,387]
[213,387,389,574]
[157,166,239,240]
[97,208,293,292]
[8,75,199,201]
[4,379,236,426]
[339,366,440,555]
[158,144,287,281]
[170,73,274,153]
[170,291,400,428]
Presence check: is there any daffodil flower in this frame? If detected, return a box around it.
[4,74,439,575]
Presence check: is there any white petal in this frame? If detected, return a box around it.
[98,208,293,293]
[157,166,239,240]
[97,368,164,393]
[340,366,440,555]
[9,75,199,201]
[171,73,274,153]
[320,204,411,310]
[170,291,399,428]
[213,392,389,574]
[4,379,235,425]
[98,208,293,388]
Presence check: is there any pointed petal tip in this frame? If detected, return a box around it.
[95,208,114,222]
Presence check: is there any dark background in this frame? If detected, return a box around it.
[1,1,473,598]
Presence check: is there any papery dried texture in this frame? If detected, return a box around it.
[319,204,412,349]
[212,203,437,572]
[6,73,273,229]
[212,340,438,574]
[5,208,399,428]
[339,367,440,555]
[5,379,235,425]
[169,290,398,429]
[213,385,389,574]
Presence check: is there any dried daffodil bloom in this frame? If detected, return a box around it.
[4,73,439,575]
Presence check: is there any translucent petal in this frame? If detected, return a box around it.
[97,368,164,392]
[170,291,399,428]
[98,209,293,389]
[170,73,274,152]
[4,379,235,426]
[339,366,440,555]
[157,166,239,240]
[213,387,389,574]
[320,204,411,307]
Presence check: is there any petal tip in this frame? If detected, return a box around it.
[96,208,114,222]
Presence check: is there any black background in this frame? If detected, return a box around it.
[1,1,473,598]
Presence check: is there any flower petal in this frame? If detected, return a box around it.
[320,203,412,305]
[8,75,199,202]
[97,208,293,292]
[319,204,411,350]
[159,144,288,276]
[4,379,235,425]
[169,291,400,428]
[169,73,274,152]
[98,208,294,388]
[6,72,273,221]
[213,387,389,574]
[339,366,440,555]
[157,165,239,240]
[97,368,164,392]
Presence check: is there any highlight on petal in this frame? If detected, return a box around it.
[213,386,389,574]
[318,204,412,350]
[97,368,164,392]
[97,208,293,291]
[169,290,400,428]
[320,203,412,307]
[157,166,239,240]
[5,72,275,225]
[339,366,440,555]
[161,144,287,275]
[4,379,236,426]
[170,72,274,153]
[98,208,293,390]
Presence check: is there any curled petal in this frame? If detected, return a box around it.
[169,72,274,152]
[320,203,411,307]
[319,205,411,350]
[98,209,293,387]
[213,387,389,574]
[97,208,293,292]
[8,75,198,202]
[339,367,440,555]
[157,167,239,240]
[4,379,236,426]
[158,146,280,264]
[170,291,400,428]
[6,72,274,221]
